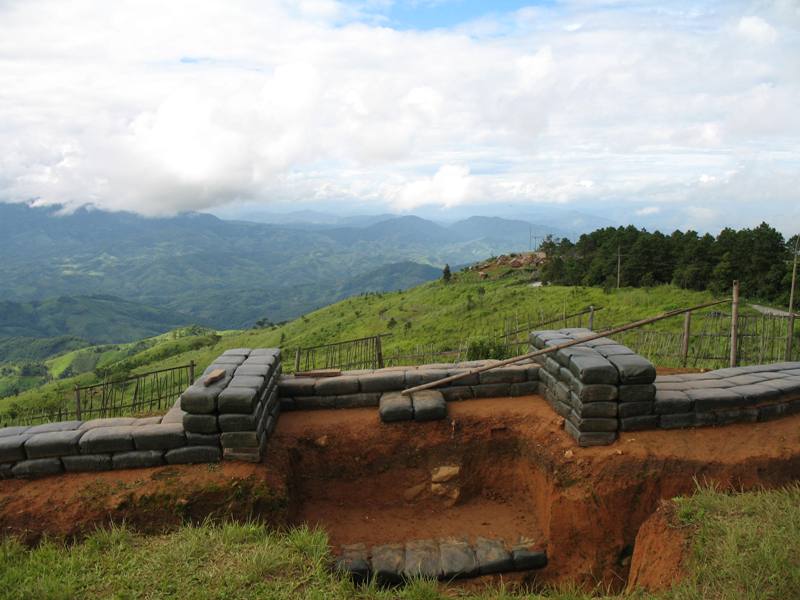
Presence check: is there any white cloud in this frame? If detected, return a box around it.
[0,0,797,231]
[636,206,661,216]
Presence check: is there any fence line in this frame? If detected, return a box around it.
[0,362,195,427]
[290,334,391,373]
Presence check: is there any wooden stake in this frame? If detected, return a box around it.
[681,311,691,368]
[401,298,728,396]
[789,236,798,316]
[787,313,795,361]
[730,280,740,368]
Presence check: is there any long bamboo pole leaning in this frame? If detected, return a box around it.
[401,298,729,396]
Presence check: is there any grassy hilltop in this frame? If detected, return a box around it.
[0,262,731,419]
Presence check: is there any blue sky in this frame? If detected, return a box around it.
[0,0,798,234]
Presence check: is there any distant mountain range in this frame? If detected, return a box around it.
[0,202,591,333]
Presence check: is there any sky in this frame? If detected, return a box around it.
[0,0,799,234]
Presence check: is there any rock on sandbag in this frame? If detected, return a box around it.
[404,539,441,579]
[475,538,513,575]
[379,392,413,423]
[439,539,478,579]
[371,543,405,585]
[412,391,447,421]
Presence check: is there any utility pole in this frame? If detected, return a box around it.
[616,245,622,289]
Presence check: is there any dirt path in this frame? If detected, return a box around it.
[750,303,792,316]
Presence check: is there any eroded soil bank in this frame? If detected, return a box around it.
[2,395,800,591]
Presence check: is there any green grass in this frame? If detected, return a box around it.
[1,485,798,599]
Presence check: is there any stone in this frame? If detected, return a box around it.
[0,434,33,462]
[335,544,371,584]
[608,355,656,384]
[217,387,259,414]
[404,540,441,579]
[431,465,460,483]
[379,392,413,423]
[24,429,84,459]
[439,539,478,579]
[132,424,186,451]
[12,458,63,478]
[165,446,221,464]
[475,538,513,574]
[112,450,164,469]
[62,454,112,472]
[412,390,447,421]
[78,426,135,453]
[404,482,427,502]
[371,543,405,585]
[182,414,219,434]
[79,418,138,430]
[27,421,83,434]
[358,372,406,393]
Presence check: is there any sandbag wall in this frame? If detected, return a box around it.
[531,328,656,446]
[181,348,281,462]
[277,360,540,410]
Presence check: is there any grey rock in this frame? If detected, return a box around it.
[439,538,478,579]
[217,387,259,414]
[12,458,63,478]
[132,424,186,451]
[112,450,164,469]
[358,372,406,393]
[165,446,221,464]
[78,426,135,453]
[335,544,371,584]
[27,421,83,434]
[62,454,112,472]
[25,429,84,459]
[182,414,219,434]
[379,392,413,422]
[412,391,447,421]
[475,538,513,574]
[555,346,597,368]
[371,543,405,585]
[404,539,441,579]
[0,434,32,462]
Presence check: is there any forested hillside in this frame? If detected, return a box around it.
[540,223,797,303]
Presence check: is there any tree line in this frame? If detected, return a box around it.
[539,223,799,303]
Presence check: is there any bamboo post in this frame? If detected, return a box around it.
[730,280,740,368]
[294,348,301,372]
[402,298,728,396]
[681,311,691,367]
[189,360,195,384]
[375,335,384,369]
[588,306,595,331]
[787,313,796,361]
[74,385,82,421]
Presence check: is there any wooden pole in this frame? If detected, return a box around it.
[74,385,82,421]
[789,236,798,316]
[616,245,621,289]
[375,335,384,369]
[588,306,595,331]
[294,348,301,372]
[787,313,795,361]
[402,298,728,396]
[730,280,740,368]
[681,311,691,368]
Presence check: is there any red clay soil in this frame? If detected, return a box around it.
[627,503,689,593]
[3,394,800,592]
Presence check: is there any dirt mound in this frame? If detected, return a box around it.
[627,503,690,592]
